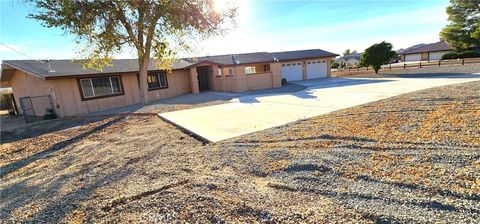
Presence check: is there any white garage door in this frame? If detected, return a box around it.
[306,60,327,79]
[429,51,450,61]
[281,62,303,81]
[405,54,421,62]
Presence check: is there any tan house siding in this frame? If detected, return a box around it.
[148,70,191,101]
[9,70,54,116]
[9,70,191,117]
[49,73,141,116]
[207,62,282,92]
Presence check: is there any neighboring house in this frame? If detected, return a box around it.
[0,49,337,117]
[336,53,361,67]
[400,41,453,62]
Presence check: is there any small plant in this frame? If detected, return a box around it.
[43,108,57,120]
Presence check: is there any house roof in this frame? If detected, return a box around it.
[270,49,338,61]
[1,59,193,80]
[401,41,452,55]
[339,53,362,61]
[1,49,338,80]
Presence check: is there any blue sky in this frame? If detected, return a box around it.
[1,0,450,60]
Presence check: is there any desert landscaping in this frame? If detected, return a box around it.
[1,69,479,222]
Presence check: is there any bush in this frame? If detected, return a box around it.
[442,51,480,60]
[457,51,480,58]
[441,52,458,60]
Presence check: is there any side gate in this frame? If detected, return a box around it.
[19,95,56,123]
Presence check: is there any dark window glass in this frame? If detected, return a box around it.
[147,73,160,89]
[111,77,122,93]
[264,64,270,72]
[147,72,168,89]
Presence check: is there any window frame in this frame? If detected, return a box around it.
[77,75,125,101]
[147,71,169,91]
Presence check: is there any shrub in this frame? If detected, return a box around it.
[442,51,480,60]
[441,52,458,60]
[457,51,480,58]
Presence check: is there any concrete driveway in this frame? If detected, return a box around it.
[159,74,480,142]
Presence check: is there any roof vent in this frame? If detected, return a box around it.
[273,57,279,62]
[231,55,239,64]
[46,60,55,73]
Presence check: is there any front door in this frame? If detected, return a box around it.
[197,66,210,91]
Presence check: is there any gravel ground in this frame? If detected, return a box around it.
[1,79,479,223]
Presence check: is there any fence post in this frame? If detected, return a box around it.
[462,58,464,65]
[348,68,350,72]
[366,67,368,71]
[439,60,441,66]
[389,64,392,70]
[419,62,422,68]
[404,63,406,69]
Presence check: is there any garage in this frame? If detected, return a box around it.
[280,62,303,81]
[404,54,421,62]
[306,60,327,79]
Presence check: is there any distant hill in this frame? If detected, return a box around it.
[396,43,428,54]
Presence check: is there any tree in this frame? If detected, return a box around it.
[343,49,357,56]
[28,0,237,104]
[360,41,397,74]
[331,60,339,69]
[440,0,480,50]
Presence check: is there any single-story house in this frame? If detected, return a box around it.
[400,41,453,62]
[336,53,362,67]
[0,49,337,117]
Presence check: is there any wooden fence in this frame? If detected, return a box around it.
[332,57,480,73]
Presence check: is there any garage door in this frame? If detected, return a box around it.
[429,51,450,61]
[281,62,303,81]
[306,60,327,79]
[405,54,421,62]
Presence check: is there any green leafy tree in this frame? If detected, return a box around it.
[28,0,237,104]
[440,0,480,50]
[343,49,357,56]
[331,60,339,69]
[360,41,397,74]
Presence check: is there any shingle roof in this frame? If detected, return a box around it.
[340,53,362,61]
[2,49,338,79]
[1,59,193,79]
[271,49,338,61]
[401,41,452,55]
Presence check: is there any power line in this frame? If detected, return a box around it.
[0,42,45,64]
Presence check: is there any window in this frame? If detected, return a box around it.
[217,67,223,77]
[147,72,168,90]
[297,62,301,65]
[263,64,270,72]
[245,66,256,74]
[227,68,233,75]
[79,76,123,99]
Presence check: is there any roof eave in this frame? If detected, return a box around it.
[1,61,47,80]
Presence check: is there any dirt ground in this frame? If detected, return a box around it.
[1,80,479,223]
